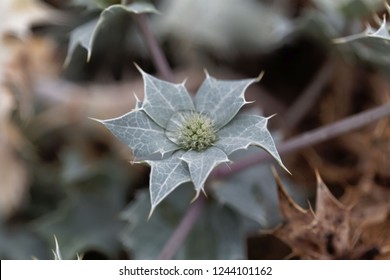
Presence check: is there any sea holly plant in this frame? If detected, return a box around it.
[93,66,289,214]
[333,4,390,78]
[64,2,158,66]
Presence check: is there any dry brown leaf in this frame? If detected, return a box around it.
[0,0,60,120]
[314,171,351,255]
[271,170,387,259]
[342,182,390,229]
[271,168,320,259]
[360,215,390,260]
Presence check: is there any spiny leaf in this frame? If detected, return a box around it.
[215,114,289,173]
[120,187,245,259]
[147,152,192,215]
[65,3,158,65]
[273,167,309,224]
[272,170,355,259]
[181,147,229,194]
[52,235,63,260]
[64,19,97,67]
[333,14,390,78]
[94,67,288,213]
[137,66,195,128]
[32,161,129,260]
[212,148,303,226]
[314,171,350,254]
[194,72,262,129]
[93,110,179,158]
[334,17,390,44]
[212,161,278,226]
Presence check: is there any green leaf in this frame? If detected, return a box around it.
[333,16,390,77]
[33,183,126,259]
[213,163,278,226]
[138,66,195,128]
[147,151,192,214]
[65,3,158,65]
[120,187,245,259]
[314,0,384,18]
[94,69,287,212]
[215,114,289,173]
[212,148,306,227]
[194,72,261,129]
[93,110,179,158]
[65,19,98,67]
[0,226,49,259]
[334,17,390,44]
[181,147,229,194]
[32,157,130,259]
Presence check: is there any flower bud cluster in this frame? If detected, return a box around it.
[177,113,217,152]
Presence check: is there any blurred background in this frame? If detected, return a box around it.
[0,0,389,259]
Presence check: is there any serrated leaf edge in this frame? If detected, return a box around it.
[83,3,159,61]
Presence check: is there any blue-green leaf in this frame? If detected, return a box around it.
[194,72,262,129]
[65,3,158,65]
[215,114,289,173]
[32,157,130,259]
[93,110,179,158]
[212,162,278,226]
[120,187,245,259]
[147,152,192,215]
[334,17,390,44]
[137,66,195,128]
[181,147,229,194]
[333,16,390,77]
[212,148,306,226]
[64,19,98,66]
[93,69,288,213]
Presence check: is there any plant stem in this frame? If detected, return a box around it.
[133,13,174,81]
[158,195,206,260]
[213,102,390,178]
[283,59,333,130]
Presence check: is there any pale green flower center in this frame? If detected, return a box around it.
[177,113,217,152]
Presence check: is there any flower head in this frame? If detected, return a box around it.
[166,111,217,152]
[94,66,288,214]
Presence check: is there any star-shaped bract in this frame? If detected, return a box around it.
[94,67,288,214]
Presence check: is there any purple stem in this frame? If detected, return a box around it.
[283,59,333,130]
[133,13,174,82]
[157,195,206,260]
[213,102,390,178]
